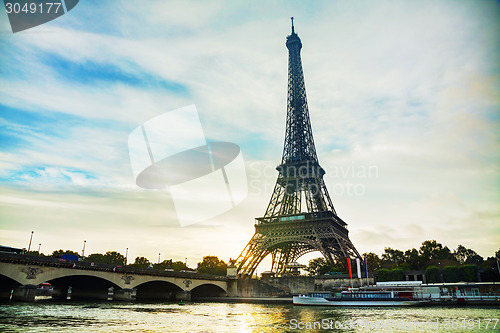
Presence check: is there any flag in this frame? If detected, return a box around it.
[347,258,352,278]
[364,257,368,278]
[356,258,361,279]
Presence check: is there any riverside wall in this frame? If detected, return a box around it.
[236,276,375,297]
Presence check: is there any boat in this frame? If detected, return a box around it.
[36,282,53,296]
[293,289,428,307]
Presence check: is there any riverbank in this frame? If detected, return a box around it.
[194,296,499,307]
[194,296,292,304]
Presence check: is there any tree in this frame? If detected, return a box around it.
[381,248,404,267]
[419,240,452,261]
[333,258,348,273]
[390,268,404,281]
[153,259,173,271]
[453,245,479,264]
[376,269,391,282]
[362,252,381,272]
[404,248,422,270]
[197,256,227,276]
[86,251,125,265]
[465,254,483,266]
[103,251,126,266]
[425,266,441,283]
[377,268,404,282]
[460,265,478,282]
[443,266,464,283]
[52,249,80,258]
[171,261,188,271]
[85,253,106,264]
[440,246,453,260]
[129,256,151,269]
[25,250,45,257]
[135,256,151,266]
[480,267,500,282]
[397,262,411,271]
[306,257,324,275]
[306,258,327,276]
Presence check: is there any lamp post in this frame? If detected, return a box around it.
[158,253,161,264]
[38,243,41,253]
[82,240,86,258]
[125,247,128,265]
[185,257,188,269]
[27,231,34,252]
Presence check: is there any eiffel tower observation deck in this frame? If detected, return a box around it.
[236,18,361,276]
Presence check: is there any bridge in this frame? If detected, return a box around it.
[0,253,236,302]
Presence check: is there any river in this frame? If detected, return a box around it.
[0,300,498,332]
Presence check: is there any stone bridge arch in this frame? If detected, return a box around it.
[0,264,126,287]
[0,273,22,299]
[190,283,227,298]
[133,280,184,300]
[47,274,121,300]
[0,260,229,301]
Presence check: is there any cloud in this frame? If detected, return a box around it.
[0,0,498,265]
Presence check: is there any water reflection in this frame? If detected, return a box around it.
[0,300,498,333]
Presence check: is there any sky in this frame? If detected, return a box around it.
[0,1,499,270]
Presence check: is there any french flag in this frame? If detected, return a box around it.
[364,257,368,278]
[356,258,362,279]
[347,258,352,278]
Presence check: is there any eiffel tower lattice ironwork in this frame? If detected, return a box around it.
[236,19,361,276]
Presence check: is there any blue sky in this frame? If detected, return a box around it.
[0,0,499,268]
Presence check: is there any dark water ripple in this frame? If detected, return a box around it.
[0,300,498,333]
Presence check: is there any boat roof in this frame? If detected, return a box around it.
[376,281,422,286]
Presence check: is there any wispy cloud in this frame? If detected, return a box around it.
[0,0,498,264]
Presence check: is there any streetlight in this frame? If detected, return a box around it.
[158,253,161,264]
[82,240,86,258]
[38,243,41,253]
[27,231,34,252]
[125,247,128,265]
[185,257,188,268]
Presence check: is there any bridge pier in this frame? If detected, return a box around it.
[0,289,12,301]
[227,279,238,297]
[52,286,73,299]
[11,284,37,302]
[72,288,112,300]
[114,288,137,301]
[175,290,191,301]
[107,287,114,300]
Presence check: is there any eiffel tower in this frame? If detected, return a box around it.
[236,18,361,276]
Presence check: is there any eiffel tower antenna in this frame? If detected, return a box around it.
[236,19,361,276]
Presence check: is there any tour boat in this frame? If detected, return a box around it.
[293,290,428,307]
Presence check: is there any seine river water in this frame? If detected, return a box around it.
[0,299,498,332]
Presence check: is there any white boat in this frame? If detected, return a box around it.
[293,290,428,307]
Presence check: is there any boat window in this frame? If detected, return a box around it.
[309,293,329,298]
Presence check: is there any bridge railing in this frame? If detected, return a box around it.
[0,252,226,280]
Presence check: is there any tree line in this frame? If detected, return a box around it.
[21,240,500,281]
[22,249,228,276]
[306,240,500,282]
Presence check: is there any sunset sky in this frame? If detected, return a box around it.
[0,1,499,270]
